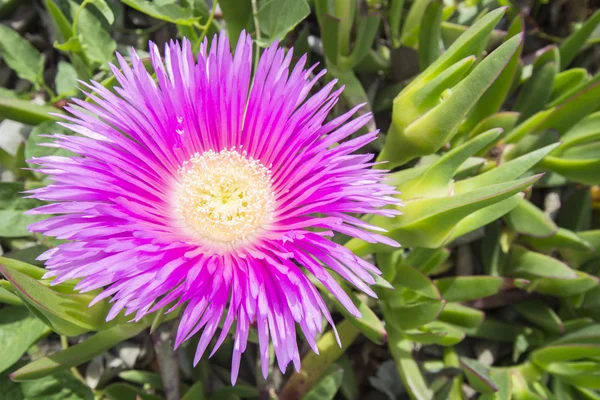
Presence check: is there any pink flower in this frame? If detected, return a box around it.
[27,31,400,383]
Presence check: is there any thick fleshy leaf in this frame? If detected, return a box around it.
[0,182,45,238]
[506,245,576,279]
[387,35,522,166]
[0,306,51,374]
[445,193,523,244]
[461,14,524,134]
[560,230,600,267]
[302,365,344,400]
[0,97,62,125]
[438,302,485,328]
[380,7,509,167]
[460,357,498,394]
[505,198,557,238]
[532,270,599,297]
[539,155,600,185]
[513,300,564,334]
[399,129,502,198]
[418,0,443,70]
[368,174,540,248]
[0,262,112,336]
[387,299,446,330]
[258,0,310,45]
[121,0,204,25]
[548,68,590,106]
[522,227,594,253]
[10,310,178,381]
[0,25,45,88]
[454,143,559,194]
[559,10,600,70]
[514,46,559,121]
[434,276,527,302]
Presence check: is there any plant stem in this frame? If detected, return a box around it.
[199,0,219,42]
[251,0,261,72]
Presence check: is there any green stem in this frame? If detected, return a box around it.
[251,0,261,72]
[60,335,87,383]
[71,0,91,38]
[198,0,219,42]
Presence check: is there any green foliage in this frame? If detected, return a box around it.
[0,1,599,399]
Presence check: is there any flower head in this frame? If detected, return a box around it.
[27,31,400,383]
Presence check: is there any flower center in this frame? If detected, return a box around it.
[174,149,275,250]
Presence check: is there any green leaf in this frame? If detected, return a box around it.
[0,25,45,88]
[104,383,162,400]
[447,193,523,244]
[455,143,557,194]
[54,36,82,53]
[381,7,508,167]
[44,0,73,42]
[0,263,111,336]
[506,245,575,279]
[387,299,446,330]
[11,310,177,381]
[503,108,555,144]
[21,371,94,400]
[182,382,205,400]
[460,357,498,394]
[0,284,22,305]
[258,0,310,45]
[0,97,63,125]
[522,227,594,252]
[418,0,443,70]
[546,362,600,390]
[438,302,484,329]
[535,79,600,136]
[559,10,600,70]
[399,129,502,198]
[559,230,600,267]
[210,385,259,399]
[88,0,114,24]
[548,68,590,106]
[539,155,600,185]
[435,276,527,302]
[531,270,598,297]
[371,174,540,248]
[513,300,564,334]
[0,306,51,374]
[461,14,524,135]
[401,0,433,47]
[505,198,557,238]
[466,112,520,145]
[219,0,252,47]
[118,371,163,390]
[54,61,78,97]
[393,264,441,300]
[394,35,522,165]
[0,182,45,238]
[302,365,344,400]
[121,0,203,25]
[70,0,116,67]
[514,47,559,121]
[385,329,433,400]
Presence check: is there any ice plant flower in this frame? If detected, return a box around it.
[26,31,400,383]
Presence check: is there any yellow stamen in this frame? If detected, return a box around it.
[174,148,275,251]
